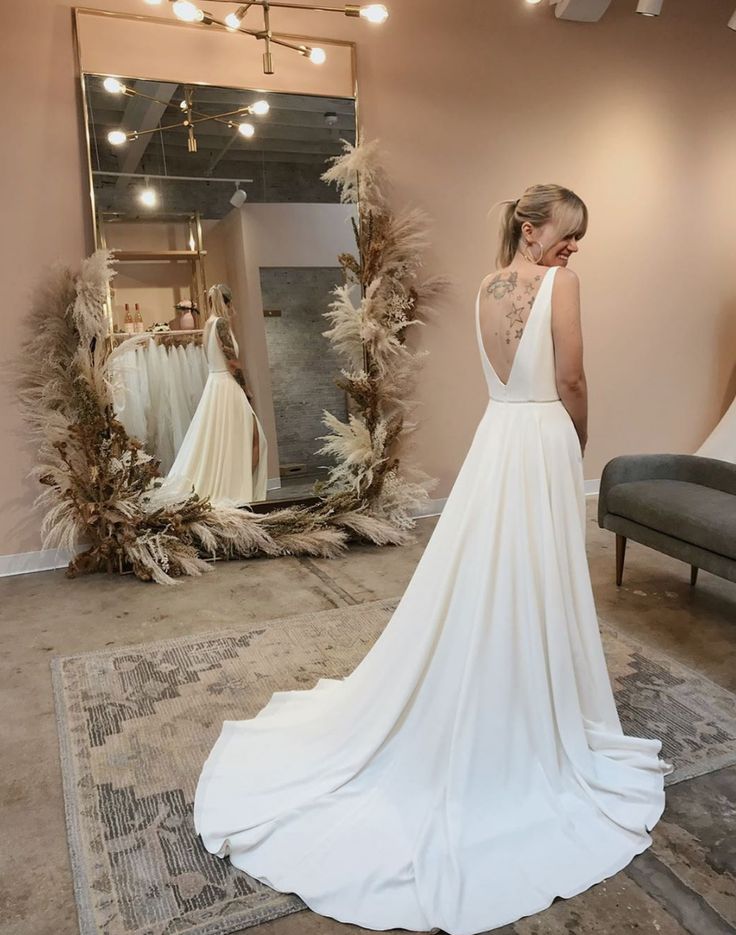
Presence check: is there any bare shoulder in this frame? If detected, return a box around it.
[553,266,580,288]
[551,267,580,314]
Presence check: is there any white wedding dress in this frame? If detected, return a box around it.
[167,316,268,503]
[193,265,673,935]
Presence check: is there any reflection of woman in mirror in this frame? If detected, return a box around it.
[166,283,268,504]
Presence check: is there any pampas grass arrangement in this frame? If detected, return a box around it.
[316,137,447,523]
[17,137,444,584]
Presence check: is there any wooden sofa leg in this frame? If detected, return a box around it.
[616,534,626,586]
[690,565,698,586]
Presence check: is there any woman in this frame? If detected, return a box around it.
[167,283,268,504]
[194,186,673,935]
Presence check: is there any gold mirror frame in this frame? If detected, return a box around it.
[73,6,362,515]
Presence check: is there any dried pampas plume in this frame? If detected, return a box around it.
[318,135,447,511]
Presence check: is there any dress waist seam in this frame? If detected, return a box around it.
[489,397,561,404]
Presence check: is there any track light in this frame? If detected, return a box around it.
[308,46,326,64]
[107,129,127,146]
[636,0,663,15]
[237,121,255,137]
[230,182,248,208]
[251,99,269,115]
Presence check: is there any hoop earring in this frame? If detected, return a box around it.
[522,239,544,264]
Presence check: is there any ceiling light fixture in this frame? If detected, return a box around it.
[358,3,389,22]
[102,78,269,151]
[635,0,663,15]
[103,77,127,94]
[144,1,388,74]
[224,2,250,28]
[172,0,206,21]
[306,45,327,64]
[230,182,248,207]
[728,7,736,29]
[139,178,158,207]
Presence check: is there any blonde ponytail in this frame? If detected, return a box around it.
[488,185,588,270]
[207,283,234,320]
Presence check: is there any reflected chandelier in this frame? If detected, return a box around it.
[103,78,269,151]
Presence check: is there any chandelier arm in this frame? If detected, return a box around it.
[202,0,349,8]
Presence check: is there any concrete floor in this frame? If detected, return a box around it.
[1,496,735,935]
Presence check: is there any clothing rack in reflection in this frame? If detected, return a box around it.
[112,329,204,348]
[109,329,210,474]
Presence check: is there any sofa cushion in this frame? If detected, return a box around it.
[607,479,736,562]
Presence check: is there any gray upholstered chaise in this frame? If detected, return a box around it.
[597,454,736,586]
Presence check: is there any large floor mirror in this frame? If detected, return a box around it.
[81,65,358,508]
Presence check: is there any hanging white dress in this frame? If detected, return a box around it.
[193,265,673,935]
[167,316,268,504]
[694,391,736,464]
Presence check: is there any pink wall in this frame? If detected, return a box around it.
[3,0,736,558]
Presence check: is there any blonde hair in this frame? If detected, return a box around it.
[490,184,588,269]
[207,283,234,319]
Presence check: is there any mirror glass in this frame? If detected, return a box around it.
[82,72,358,506]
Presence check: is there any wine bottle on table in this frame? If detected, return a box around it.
[124,303,135,335]
[134,303,144,334]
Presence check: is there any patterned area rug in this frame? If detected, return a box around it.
[51,596,736,935]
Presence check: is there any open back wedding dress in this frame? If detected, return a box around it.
[167,316,268,504]
[194,264,673,935]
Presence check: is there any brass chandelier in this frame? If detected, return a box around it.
[139,0,389,74]
[103,78,270,151]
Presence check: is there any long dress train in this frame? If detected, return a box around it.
[167,316,268,503]
[193,264,673,935]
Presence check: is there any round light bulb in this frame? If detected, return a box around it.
[238,121,255,138]
[107,129,127,146]
[309,46,327,64]
[103,77,126,94]
[359,4,389,23]
[224,11,242,28]
[251,99,269,115]
[139,187,158,208]
[172,1,204,22]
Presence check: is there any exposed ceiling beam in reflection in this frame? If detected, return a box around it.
[113,81,177,191]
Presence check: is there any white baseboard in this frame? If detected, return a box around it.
[584,477,601,496]
[0,481,602,579]
[0,548,76,578]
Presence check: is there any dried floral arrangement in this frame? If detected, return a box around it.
[16,137,445,584]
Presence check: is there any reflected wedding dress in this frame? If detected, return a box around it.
[167,316,268,503]
[194,265,673,935]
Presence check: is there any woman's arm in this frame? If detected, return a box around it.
[551,267,588,454]
[215,317,255,403]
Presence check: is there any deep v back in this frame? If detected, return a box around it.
[475,265,560,403]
